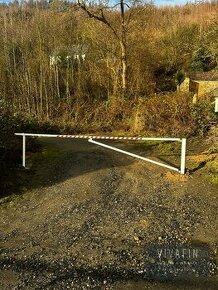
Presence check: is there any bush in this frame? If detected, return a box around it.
[131,92,215,137]
[0,112,62,196]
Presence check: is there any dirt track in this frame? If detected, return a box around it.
[0,138,217,289]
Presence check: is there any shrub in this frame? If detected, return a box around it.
[131,92,215,137]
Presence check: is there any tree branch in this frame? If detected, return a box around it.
[77,1,120,40]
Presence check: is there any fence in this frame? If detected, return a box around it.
[15,133,187,174]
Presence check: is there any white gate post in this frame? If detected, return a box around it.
[15,133,186,174]
[180,138,186,174]
[22,134,26,168]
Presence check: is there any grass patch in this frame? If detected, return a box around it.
[24,141,61,188]
[155,141,181,155]
[206,160,218,174]
[206,160,218,185]
[210,174,218,185]
[27,141,60,167]
[206,146,218,154]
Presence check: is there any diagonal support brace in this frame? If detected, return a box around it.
[88,138,180,173]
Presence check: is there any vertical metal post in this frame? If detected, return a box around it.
[22,134,26,168]
[180,138,186,174]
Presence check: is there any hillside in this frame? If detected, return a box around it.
[0,1,218,289]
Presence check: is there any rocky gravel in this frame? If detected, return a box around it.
[0,139,217,289]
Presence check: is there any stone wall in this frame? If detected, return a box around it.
[179,78,218,98]
[178,77,190,93]
[198,81,218,97]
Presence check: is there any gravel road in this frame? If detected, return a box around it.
[0,138,217,289]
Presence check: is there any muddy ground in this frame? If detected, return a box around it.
[0,136,217,289]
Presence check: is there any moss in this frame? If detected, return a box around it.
[206,160,218,173]
[209,174,218,185]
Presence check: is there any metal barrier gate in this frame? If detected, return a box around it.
[15,133,186,174]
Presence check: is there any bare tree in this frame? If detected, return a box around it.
[77,0,130,98]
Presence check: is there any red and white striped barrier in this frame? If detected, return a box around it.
[15,133,186,174]
[15,133,181,142]
[57,135,143,140]
[56,135,182,142]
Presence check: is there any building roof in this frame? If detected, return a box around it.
[189,70,218,81]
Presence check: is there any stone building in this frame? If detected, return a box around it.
[178,70,218,103]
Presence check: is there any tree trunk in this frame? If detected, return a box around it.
[77,0,128,98]
[120,0,127,98]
